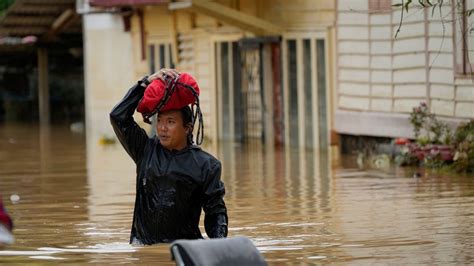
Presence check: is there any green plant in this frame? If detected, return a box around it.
[401,102,456,169]
[427,112,452,144]
[451,120,474,173]
[402,103,472,172]
[425,150,448,168]
[395,144,418,166]
[409,102,452,145]
[409,102,428,139]
[0,0,15,17]
[393,1,474,38]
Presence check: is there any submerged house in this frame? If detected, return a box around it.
[335,0,474,139]
[79,0,337,152]
[80,0,473,156]
[0,0,83,124]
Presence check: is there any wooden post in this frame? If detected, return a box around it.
[262,44,274,148]
[271,43,283,146]
[37,47,49,125]
[138,9,146,61]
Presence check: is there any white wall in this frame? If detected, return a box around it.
[335,0,473,138]
[83,14,136,141]
[83,14,137,222]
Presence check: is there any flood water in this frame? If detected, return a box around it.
[0,124,473,264]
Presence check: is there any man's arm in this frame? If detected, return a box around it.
[203,161,228,238]
[109,78,149,163]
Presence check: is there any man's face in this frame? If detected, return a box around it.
[156,110,189,151]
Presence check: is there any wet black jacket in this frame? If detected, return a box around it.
[110,81,228,244]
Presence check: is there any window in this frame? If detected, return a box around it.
[282,36,328,150]
[215,41,244,141]
[147,43,174,74]
[454,0,474,75]
[369,0,392,13]
[147,42,175,135]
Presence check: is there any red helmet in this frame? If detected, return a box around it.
[137,72,200,117]
[137,72,204,145]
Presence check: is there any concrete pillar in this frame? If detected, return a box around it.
[37,47,50,125]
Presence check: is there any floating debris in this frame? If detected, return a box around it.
[99,136,116,145]
[370,154,391,169]
[70,122,84,134]
[10,194,20,204]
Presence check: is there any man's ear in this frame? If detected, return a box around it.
[185,123,193,134]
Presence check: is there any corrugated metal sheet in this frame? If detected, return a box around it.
[0,0,80,37]
[90,0,168,7]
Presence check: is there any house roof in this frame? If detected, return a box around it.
[169,0,282,35]
[0,0,81,51]
[89,0,168,7]
[92,0,283,36]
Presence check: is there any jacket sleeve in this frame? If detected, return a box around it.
[203,161,228,238]
[110,82,149,163]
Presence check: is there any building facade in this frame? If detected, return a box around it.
[335,0,474,139]
[80,0,337,151]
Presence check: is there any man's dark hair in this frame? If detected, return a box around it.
[180,106,193,144]
[180,106,193,126]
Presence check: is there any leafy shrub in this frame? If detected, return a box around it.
[451,120,474,173]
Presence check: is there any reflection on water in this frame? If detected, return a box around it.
[0,124,473,264]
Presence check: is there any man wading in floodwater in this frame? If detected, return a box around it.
[110,69,228,245]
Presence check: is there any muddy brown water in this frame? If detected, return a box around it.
[0,124,473,264]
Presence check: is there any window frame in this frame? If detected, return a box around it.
[147,42,174,74]
[453,0,474,75]
[281,32,330,151]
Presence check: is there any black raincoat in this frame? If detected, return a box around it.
[110,81,228,244]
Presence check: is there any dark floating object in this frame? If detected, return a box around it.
[413,172,422,178]
[170,236,267,266]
